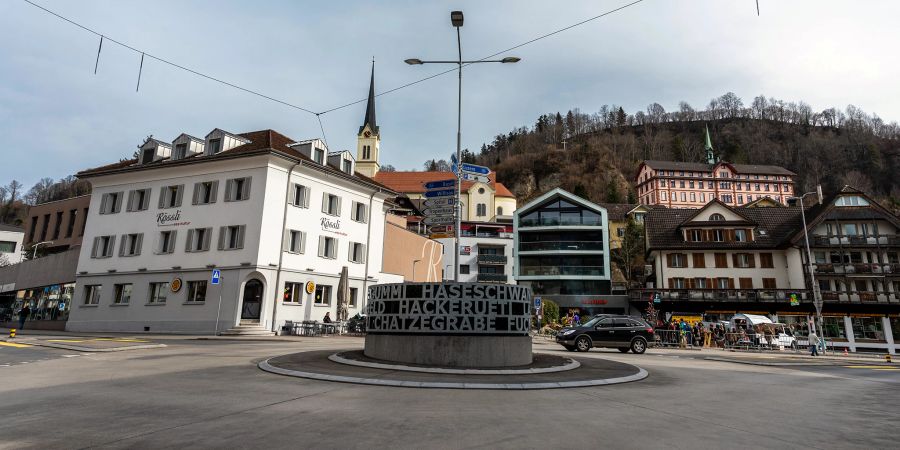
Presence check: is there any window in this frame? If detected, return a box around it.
[671,278,686,289]
[351,201,368,223]
[285,230,305,253]
[762,278,777,289]
[722,194,733,204]
[700,193,706,202]
[714,253,728,268]
[497,206,504,216]
[0,241,15,253]
[157,230,177,254]
[707,181,713,189]
[225,177,251,202]
[158,185,184,209]
[313,148,325,164]
[185,228,212,252]
[822,317,845,339]
[52,211,63,239]
[851,317,884,340]
[843,223,858,236]
[690,192,696,202]
[318,236,338,259]
[148,282,169,304]
[668,253,687,268]
[712,229,725,242]
[349,287,358,308]
[835,195,870,207]
[173,143,187,160]
[670,181,675,188]
[341,159,353,174]
[661,192,667,201]
[125,189,150,212]
[362,145,371,160]
[734,253,755,268]
[28,216,37,242]
[349,242,366,263]
[284,282,303,304]
[679,180,685,188]
[692,253,706,268]
[322,193,341,216]
[760,253,774,268]
[680,192,686,202]
[207,138,223,154]
[476,203,487,217]
[187,281,207,303]
[694,278,708,289]
[734,229,747,242]
[218,225,245,250]
[720,278,734,289]
[689,180,695,188]
[754,183,761,191]
[100,192,124,214]
[113,284,132,304]
[460,265,470,274]
[141,148,155,164]
[314,285,332,306]
[617,228,625,237]
[290,183,310,208]
[192,181,218,205]
[119,233,143,257]
[83,285,102,305]
[709,213,725,221]
[91,235,116,258]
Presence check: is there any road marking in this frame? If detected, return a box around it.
[0,341,32,348]
[47,339,86,343]
[845,365,892,369]
[872,368,899,371]
[62,354,80,358]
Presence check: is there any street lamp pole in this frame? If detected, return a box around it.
[405,10,520,283]
[31,241,54,259]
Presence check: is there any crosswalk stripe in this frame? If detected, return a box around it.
[0,341,32,348]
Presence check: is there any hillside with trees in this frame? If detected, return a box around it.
[0,176,91,226]
[470,93,900,211]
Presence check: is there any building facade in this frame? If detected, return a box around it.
[515,188,626,315]
[68,129,403,333]
[381,214,443,282]
[0,224,24,265]
[437,222,514,284]
[23,194,91,254]
[635,160,796,208]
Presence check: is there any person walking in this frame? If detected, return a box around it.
[808,330,820,356]
[18,304,31,330]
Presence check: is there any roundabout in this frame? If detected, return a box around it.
[258,349,648,390]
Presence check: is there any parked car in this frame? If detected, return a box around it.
[556,315,655,354]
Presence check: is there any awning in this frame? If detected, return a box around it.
[732,313,773,325]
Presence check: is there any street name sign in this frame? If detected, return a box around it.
[424,197,455,208]
[461,173,490,183]
[428,225,450,233]
[461,163,490,175]
[424,179,456,190]
[423,216,454,225]
[424,207,455,216]
[423,189,455,198]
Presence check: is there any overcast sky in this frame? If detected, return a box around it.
[1,0,899,188]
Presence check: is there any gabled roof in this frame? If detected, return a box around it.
[140,137,171,149]
[645,205,803,251]
[373,171,515,198]
[205,128,250,143]
[76,129,396,194]
[517,187,607,217]
[172,133,204,143]
[597,203,636,222]
[742,196,784,208]
[789,186,900,244]
[679,198,756,227]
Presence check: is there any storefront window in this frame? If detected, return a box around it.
[780,315,809,337]
[822,316,845,339]
[851,316,885,341]
[891,318,900,341]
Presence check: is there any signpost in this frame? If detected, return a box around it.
[461,173,490,183]
[423,207,455,216]
[424,216,454,225]
[423,189,456,198]
[424,179,456,190]
[461,163,490,175]
[211,269,221,285]
[212,269,223,336]
[424,197,455,208]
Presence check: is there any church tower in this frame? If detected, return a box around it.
[356,61,381,178]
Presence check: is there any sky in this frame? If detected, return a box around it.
[1,0,899,189]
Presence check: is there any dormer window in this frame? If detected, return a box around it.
[208,138,222,154]
[342,159,353,174]
[173,143,187,160]
[835,195,869,207]
[709,213,725,221]
[314,148,325,164]
[141,148,155,164]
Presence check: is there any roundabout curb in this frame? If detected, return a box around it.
[327,352,581,375]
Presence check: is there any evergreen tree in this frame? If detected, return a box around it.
[573,183,589,199]
[606,179,622,203]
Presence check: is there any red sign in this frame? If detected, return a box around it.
[581,299,608,305]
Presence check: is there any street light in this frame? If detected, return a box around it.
[789,191,824,349]
[31,241,54,259]
[405,10,520,282]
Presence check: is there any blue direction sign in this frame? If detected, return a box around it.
[424,179,456,190]
[450,154,458,165]
[424,197,455,208]
[451,163,458,174]
[461,163,490,175]
[424,189,455,198]
[211,269,221,285]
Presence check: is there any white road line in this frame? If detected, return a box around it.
[62,355,80,358]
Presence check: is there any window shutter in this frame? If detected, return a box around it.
[288,184,297,206]
[119,235,127,257]
[224,179,233,202]
[142,189,151,210]
[202,228,212,251]
[113,192,123,213]
[348,243,353,261]
[732,254,739,267]
[209,181,218,204]
[318,236,326,257]
[303,186,310,208]
[666,254,673,268]
[185,229,194,252]
[192,183,201,205]
[126,191,135,212]
[686,278,694,289]
[283,229,292,252]
[667,278,674,288]
[299,232,305,253]
[167,231,177,253]
[158,187,167,208]
[350,202,357,221]
[237,225,245,249]
[748,254,756,268]
[218,226,226,250]
[322,193,329,213]
[359,244,366,263]
[135,233,143,255]
[99,194,109,215]
[707,278,714,289]
[91,237,100,258]
[336,196,342,215]
[726,229,735,242]
[174,185,184,207]
[106,235,116,257]
[241,177,251,200]
[727,278,735,289]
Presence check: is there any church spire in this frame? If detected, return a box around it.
[359,59,378,135]
[704,124,717,164]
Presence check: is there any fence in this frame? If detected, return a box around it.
[654,330,695,348]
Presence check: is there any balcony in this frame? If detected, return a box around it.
[477,254,507,265]
[519,266,605,276]
[819,291,899,304]
[519,217,603,227]
[815,263,895,275]
[811,235,900,247]
[477,273,508,283]
[519,241,605,252]
[628,289,810,303]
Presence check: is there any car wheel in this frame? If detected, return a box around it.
[564,345,576,352]
[631,338,647,354]
[575,336,592,352]
[618,347,630,353]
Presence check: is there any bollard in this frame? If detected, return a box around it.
[886,354,893,364]
[9,328,15,339]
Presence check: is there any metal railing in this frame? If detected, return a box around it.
[477,273,508,283]
[519,217,603,227]
[476,254,507,264]
[518,241,605,252]
[654,330,695,348]
[629,289,810,303]
[519,265,605,276]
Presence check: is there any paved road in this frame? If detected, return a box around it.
[1,337,898,449]
[0,341,85,367]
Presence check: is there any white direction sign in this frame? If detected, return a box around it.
[423,216,454,225]
[423,197,455,208]
[424,207,455,216]
[461,173,490,183]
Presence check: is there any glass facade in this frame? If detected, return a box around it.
[851,316,885,341]
[519,199,602,227]
[12,283,73,322]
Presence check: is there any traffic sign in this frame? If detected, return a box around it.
[534,297,542,310]
[450,154,458,164]
[429,233,454,239]
[424,179,456,190]
[423,197,455,208]
[653,292,661,304]
[211,269,221,285]
[461,163,490,175]
[423,189,455,198]
[423,216,454,225]
[424,207,455,216]
[461,173,490,183]
[428,225,450,233]
[451,163,458,174]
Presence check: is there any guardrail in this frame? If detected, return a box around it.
[654,330,695,348]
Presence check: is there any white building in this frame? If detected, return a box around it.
[437,222,514,284]
[69,129,402,334]
[0,224,24,265]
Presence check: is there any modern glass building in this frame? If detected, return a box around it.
[514,188,627,315]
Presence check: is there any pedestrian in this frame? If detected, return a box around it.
[323,312,333,323]
[573,311,580,325]
[18,304,31,330]
[808,331,819,356]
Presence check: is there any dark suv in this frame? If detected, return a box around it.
[556,315,654,354]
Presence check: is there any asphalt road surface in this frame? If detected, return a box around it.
[1,337,898,449]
